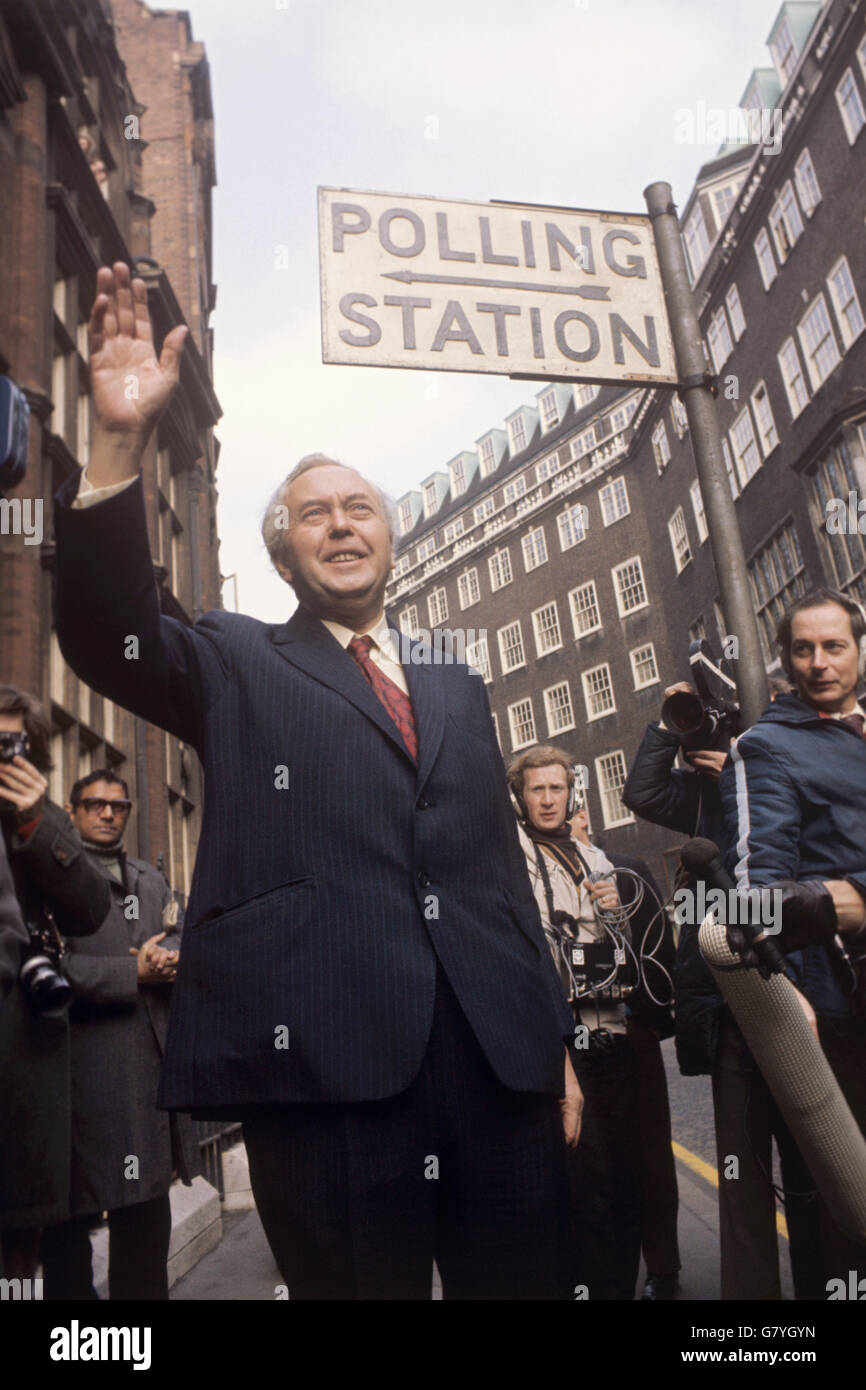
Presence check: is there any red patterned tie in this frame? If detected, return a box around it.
[348,634,418,762]
[842,712,866,737]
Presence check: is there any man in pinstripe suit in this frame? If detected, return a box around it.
[53,263,583,1299]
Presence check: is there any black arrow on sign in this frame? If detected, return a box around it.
[381,270,611,300]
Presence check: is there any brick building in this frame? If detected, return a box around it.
[386,0,866,891]
[0,0,220,902]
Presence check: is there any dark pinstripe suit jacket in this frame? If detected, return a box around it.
[53,474,573,1110]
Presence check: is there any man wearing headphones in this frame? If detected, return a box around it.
[720,588,866,1291]
[507,746,642,1301]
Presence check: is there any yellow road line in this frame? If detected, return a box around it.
[672,1141,789,1240]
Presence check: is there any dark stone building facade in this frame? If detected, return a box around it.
[385,0,866,892]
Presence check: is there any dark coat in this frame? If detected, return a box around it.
[622,721,730,1075]
[60,849,196,1216]
[0,802,109,1229]
[0,831,28,1000]
[53,472,573,1112]
[720,691,866,1018]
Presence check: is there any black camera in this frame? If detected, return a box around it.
[661,639,741,752]
[0,730,31,815]
[19,924,72,1016]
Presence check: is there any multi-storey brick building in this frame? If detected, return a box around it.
[386,0,866,891]
[0,0,220,902]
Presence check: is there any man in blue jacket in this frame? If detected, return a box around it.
[51,261,581,1300]
[720,587,866,1290]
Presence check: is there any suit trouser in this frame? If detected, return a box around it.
[712,1010,824,1300]
[242,960,571,1300]
[815,1013,866,1287]
[566,1031,642,1300]
[40,1192,171,1300]
[626,1015,681,1278]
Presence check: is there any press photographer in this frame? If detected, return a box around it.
[0,685,110,1282]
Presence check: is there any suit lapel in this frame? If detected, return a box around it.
[401,630,445,794]
[269,607,415,764]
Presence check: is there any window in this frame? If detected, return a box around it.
[722,437,739,499]
[778,336,809,418]
[422,480,438,517]
[570,426,597,461]
[417,535,437,561]
[630,644,659,690]
[707,307,734,371]
[558,504,587,550]
[394,552,411,577]
[569,580,601,637]
[457,569,480,610]
[466,636,492,683]
[683,204,711,282]
[443,517,464,545]
[794,148,821,216]
[612,556,648,615]
[725,284,746,340]
[670,395,689,439]
[474,497,495,525]
[611,399,636,432]
[535,454,560,484]
[668,507,692,573]
[544,682,575,735]
[400,605,419,638]
[713,182,736,225]
[522,526,548,572]
[769,181,804,262]
[754,228,777,290]
[532,601,562,656]
[428,587,448,626]
[652,421,671,472]
[836,68,866,144]
[748,521,807,664]
[539,389,559,430]
[508,698,536,751]
[398,499,415,535]
[595,750,634,828]
[489,548,512,590]
[575,383,600,407]
[504,474,527,505]
[582,663,615,720]
[479,437,496,476]
[798,293,841,391]
[508,415,527,453]
[811,438,866,606]
[751,382,778,457]
[498,620,525,674]
[450,459,466,496]
[771,15,797,84]
[860,33,866,85]
[689,616,708,646]
[827,257,865,349]
[599,476,629,526]
[730,406,761,486]
[690,479,708,543]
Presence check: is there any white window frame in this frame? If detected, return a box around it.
[558,503,587,551]
[612,556,648,616]
[768,180,804,263]
[599,476,630,526]
[750,381,779,458]
[770,14,797,85]
[730,405,761,486]
[543,682,575,736]
[595,750,634,829]
[417,535,437,561]
[488,547,513,591]
[754,227,778,291]
[457,568,480,610]
[507,697,536,751]
[508,415,527,453]
[531,601,562,657]
[504,474,527,505]
[690,479,708,543]
[581,663,616,721]
[668,507,692,574]
[497,619,525,673]
[794,148,821,217]
[652,420,671,473]
[722,437,739,499]
[539,389,559,431]
[535,454,560,484]
[521,526,548,572]
[400,605,419,639]
[670,395,689,439]
[473,496,495,525]
[422,480,438,518]
[478,437,496,477]
[466,636,492,683]
[778,336,809,418]
[836,67,866,145]
[630,643,659,691]
[798,293,841,391]
[569,580,602,637]
[398,498,414,535]
[725,283,746,341]
[443,517,464,545]
[827,256,865,350]
[683,203,711,282]
[707,307,734,372]
[428,587,448,627]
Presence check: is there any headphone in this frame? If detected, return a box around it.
[778,588,866,682]
[510,762,583,824]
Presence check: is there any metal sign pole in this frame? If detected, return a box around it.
[644,180,768,730]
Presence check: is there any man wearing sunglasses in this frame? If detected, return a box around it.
[39,770,196,1300]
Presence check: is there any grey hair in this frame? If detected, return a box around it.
[261,453,399,569]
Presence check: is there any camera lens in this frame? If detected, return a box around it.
[19,955,72,1013]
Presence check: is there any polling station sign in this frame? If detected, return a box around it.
[318,187,677,384]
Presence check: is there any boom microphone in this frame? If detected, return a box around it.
[680,837,788,977]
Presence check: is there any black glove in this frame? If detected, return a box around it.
[770,878,838,953]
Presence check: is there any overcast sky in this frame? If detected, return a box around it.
[185,0,786,620]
